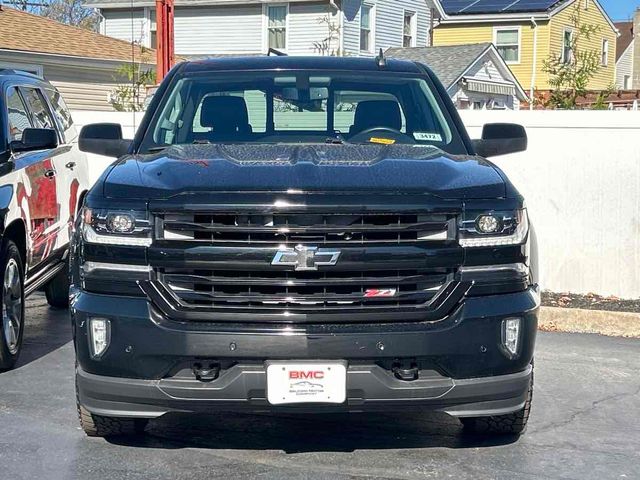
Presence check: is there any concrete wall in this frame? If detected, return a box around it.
[461,110,640,299]
[71,109,640,299]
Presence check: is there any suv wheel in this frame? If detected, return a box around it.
[0,240,25,370]
[44,260,69,309]
[461,366,533,436]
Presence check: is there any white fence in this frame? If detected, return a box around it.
[71,110,640,299]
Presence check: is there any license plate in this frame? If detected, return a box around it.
[266,361,347,405]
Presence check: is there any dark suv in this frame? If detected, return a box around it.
[74,56,538,437]
[0,70,89,369]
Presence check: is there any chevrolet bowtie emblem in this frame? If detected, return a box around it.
[271,246,341,271]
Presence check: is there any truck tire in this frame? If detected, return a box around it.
[44,261,69,309]
[77,402,148,437]
[76,378,148,437]
[0,240,25,371]
[461,366,533,436]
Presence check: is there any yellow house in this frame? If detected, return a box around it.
[431,0,619,96]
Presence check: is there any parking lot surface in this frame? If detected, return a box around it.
[1,294,639,480]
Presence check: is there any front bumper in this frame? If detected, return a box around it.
[72,287,539,418]
[77,363,532,418]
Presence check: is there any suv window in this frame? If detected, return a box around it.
[44,88,75,139]
[6,87,32,143]
[20,87,56,132]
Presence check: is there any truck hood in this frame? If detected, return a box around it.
[102,144,506,200]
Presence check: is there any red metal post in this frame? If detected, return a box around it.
[155,0,175,83]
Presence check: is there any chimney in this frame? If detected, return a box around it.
[634,9,640,89]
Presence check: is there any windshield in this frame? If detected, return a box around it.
[139,70,467,154]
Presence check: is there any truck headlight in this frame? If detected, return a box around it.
[82,208,152,246]
[459,209,528,248]
[106,213,136,233]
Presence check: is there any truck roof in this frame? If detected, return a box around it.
[181,55,425,75]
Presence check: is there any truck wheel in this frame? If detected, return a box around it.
[77,402,148,437]
[45,261,69,309]
[0,240,25,371]
[461,367,533,436]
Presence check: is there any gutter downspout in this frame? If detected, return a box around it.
[530,16,538,110]
[329,0,343,56]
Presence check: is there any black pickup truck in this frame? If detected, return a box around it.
[73,56,538,438]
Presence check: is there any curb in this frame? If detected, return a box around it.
[539,306,640,339]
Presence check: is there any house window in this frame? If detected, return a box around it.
[601,39,609,66]
[403,11,416,48]
[494,28,520,63]
[562,29,574,64]
[624,75,632,90]
[150,10,157,49]
[360,4,373,52]
[267,5,287,50]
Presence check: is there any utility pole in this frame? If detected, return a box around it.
[155,0,174,83]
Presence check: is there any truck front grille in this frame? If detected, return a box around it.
[160,212,453,245]
[145,206,466,323]
[157,268,452,310]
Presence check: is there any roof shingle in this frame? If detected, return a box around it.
[0,5,155,64]
[386,43,493,87]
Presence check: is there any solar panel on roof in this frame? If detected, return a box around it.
[511,0,566,13]
[441,0,565,15]
[503,0,563,12]
[441,0,475,15]
[462,0,519,14]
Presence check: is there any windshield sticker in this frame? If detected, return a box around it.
[369,137,396,145]
[414,132,443,142]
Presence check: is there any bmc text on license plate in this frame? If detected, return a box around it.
[266,361,347,405]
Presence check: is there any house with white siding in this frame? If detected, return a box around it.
[387,43,528,110]
[615,20,635,90]
[84,0,435,58]
[0,5,154,111]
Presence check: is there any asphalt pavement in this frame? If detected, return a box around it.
[1,293,639,480]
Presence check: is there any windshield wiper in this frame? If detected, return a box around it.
[325,134,348,145]
[147,146,170,153]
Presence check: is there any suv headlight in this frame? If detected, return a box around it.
[82,208,152,246]
[459,209,528,248]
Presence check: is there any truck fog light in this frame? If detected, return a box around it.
[106,213,135,233]
[476,214,501,234]
[502,318,521,357]
[89,318,111,358]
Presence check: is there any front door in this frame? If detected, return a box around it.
[6,86,60,270]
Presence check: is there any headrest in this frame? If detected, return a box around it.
[199,95,250,133]
[352,100,402,134]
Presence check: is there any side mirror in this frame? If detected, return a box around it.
[472,123,527,158]
[79,123,131,158]
[10,128,58,153]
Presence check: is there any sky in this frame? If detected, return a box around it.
[599,0,640,21]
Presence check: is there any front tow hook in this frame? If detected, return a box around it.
[192,363,221,382]
[392,363,419,381]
